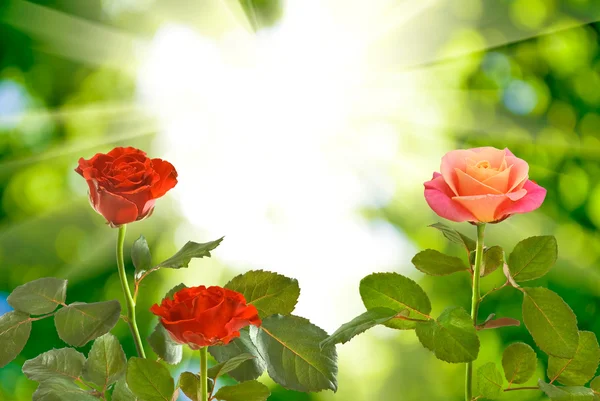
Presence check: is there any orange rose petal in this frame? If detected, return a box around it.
[452,194,508,223]
[455,168,503,196]
[482,165,512,193]
[440,149,475,196]
[506,156,529,192]
[470,147,508,169]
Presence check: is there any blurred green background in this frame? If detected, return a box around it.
[1,0,600,400]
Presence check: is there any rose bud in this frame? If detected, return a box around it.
[75,146,177,227]
[150,286,261,349]
[424,147,546,223]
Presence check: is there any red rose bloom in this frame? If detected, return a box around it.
[75,147,177,227]
[150,286,261,348]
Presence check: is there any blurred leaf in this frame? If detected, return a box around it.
[476,362,503,400]
[508,236,558,282]
[429,222,476,251]
[225,270,300,318]
[359,273,431,330]
[411,249,469,276]
[112,379,138,401]
[83,333,127,388]
[0,311,32,368]
[320,307,399,348]
[22,348,86,383]
[252,314,337,392]
[147,324,182,365]
[208,353,256,380]
[177,372,204,401]
[157,238,223,269]
[502,342,537,385]
[548,331,600,386]
[209,329,265,382]
[590,376,600,393]
[132,236,152,280]
[32,377,99,401]
[7,277,67,315]
[54,301,121,347]
[477,317,520,330]
[522,287,579,358]
[213,380,270,401]
[126,357,174,401]
[480,246,504,277]
[538,380,595,400]
[415,306,480,363]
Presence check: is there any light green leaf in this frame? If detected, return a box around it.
[7,277,67,315]
[126,357,174,401]
[320,307,399,348]
[157,238,223,269]
[477,362,503,400]
[429,222,476,252]
[548,331,600,386]
[539,380,595,400]
[178,372,213,401]
[415,306,480,363]
[132,236,152,280]
[591,376,600,393]
[112,379,137,401]
[502,342,537,385]
[83,333,127,388]
[209,329,266,382]
[252,314,337,392]
[360,273,431,330]
[207,353,256,380]
[213,380,270,401]
[54,301,121,347]
[32,377,100,401]
[411,249,469,276]
[480,246,504,277]
[22,348,86,383]
[225,270,300,318]
[508,236,558,282]
[147,324,182,365]
[522,287,579,358]
[0,311,32,368]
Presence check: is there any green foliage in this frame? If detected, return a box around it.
[0,311,32,367]
[126,357,175,401]
[320,307,399,348]
[209,329,266,382]
[429,222,476,251]
[22,348,86,383]
[252,314,338,392]
[54,301,121,347]
[591,376,600,392]
[411,249,469,276]
[360,272,431,330]
[132,235,152,280]
[82,333,127,388]
[112,379,137,401]
[225,270,300,318]
[476,362,503,400]
[147,324,182,365]
[31,377,99,401]
[547,331,600,386]
[507,236,558,282]
[213,380,270,401]
[178,372,203,401]
[501,342,537,385]
[538,380,596,400]
[479,246,504,277]
[522,287,579,358]
[7,277,67,315]
[157,238,224,269]
[207,353,257,380]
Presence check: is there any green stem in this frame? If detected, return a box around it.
[465,223,486,401]
[200,347,208,401]
[116,225,146,358]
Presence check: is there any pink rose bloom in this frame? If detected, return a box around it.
[424,147,546,223]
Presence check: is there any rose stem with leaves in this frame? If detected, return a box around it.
[116,225,146,358]
[465,223,486,401]
[200,347,209,401]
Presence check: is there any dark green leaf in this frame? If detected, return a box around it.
[359,273,431,330]
[508,236,558,282]
[112,379,137,401]
[320,307,399,348]
[83,333,127,388]
[411,249,469,276]
[480,246,504,277]
[522,287,579,358]
[157,238,223,269]
[415,306,479,363]
[22,348,86,383]
[429,222,476,251]
[132,236,152,280]
[0,311,32,368]
[54,301,121,347]
[207,353,256,380]
[548,331,600,386]
[147,324,182,365]
[126,357,174,401]
[252,314,337,392]
[502,342,537,385]
[213,380,270,401]
[7,277,67,315]
[225,270,300,318]
[32,377,99,401]
[476,362,503,400]
[539,380,595,400]
[209,329,266,382]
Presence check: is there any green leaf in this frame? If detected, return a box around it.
[213,380,270,401]
[132,236,152,280]
[359,273,432,330]
[508,236,558,282]
[319,307,399,348]
[157,238,223,269]
[0,311,32,368]
[83,333,127,388]
[476,362,503,400]
[252,314,337,392]
[147,324,182,365]
[591,376,600,393]
[429,222,476,251]
[113,379,138,401]
[225,270,300,318]
[207,353,256,380]
[502,342,537,385]
[164,284,187,300]
[32,377,100,401]
[54,301,121,347]
[539,380,595,400]
[126,357,174,401]
[7,277,67,315]
[411,249,469,276]
[522,287,579,358]
[548,331,600,386]
[22,348,86,383]
[415,306,480,363]
[480,246,504,277]
[209,329,266,382]
[177,372,201,401]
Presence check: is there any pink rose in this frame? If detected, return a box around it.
[424,147,546,223]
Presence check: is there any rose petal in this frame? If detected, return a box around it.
[107,147,147,159]
[95,188,140,226]
[150,158,178,198]
[441,149,474,195]
[505,156,529,192]
[482,165,512,193]
[424,173,476,222]
[470,147,507,169]
[455,168,503,196]
[498,180,547,217]
[452,193,508,223]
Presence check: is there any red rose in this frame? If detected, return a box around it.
[75,147,178,227]
[150,286,261,348]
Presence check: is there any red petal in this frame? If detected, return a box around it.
[150,158,178,198]
[95,188,140,226]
